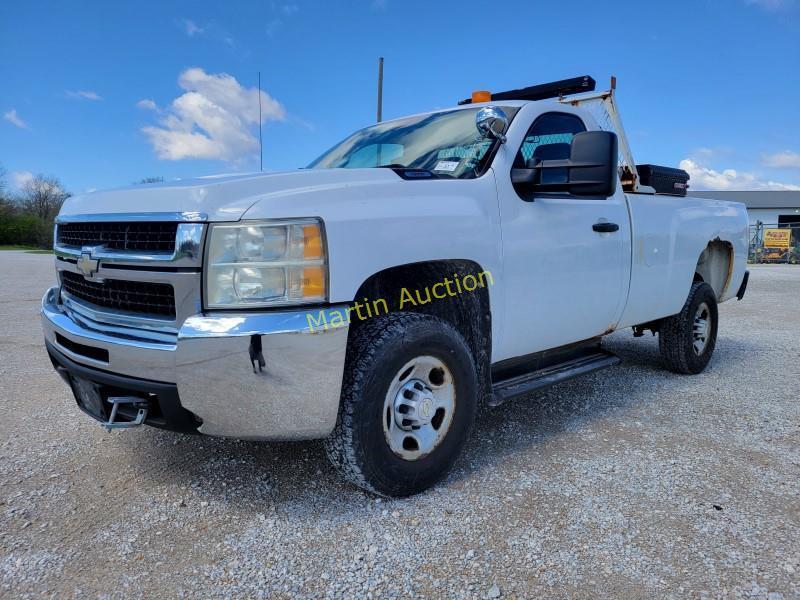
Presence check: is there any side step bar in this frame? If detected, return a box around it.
[489,351,620,407]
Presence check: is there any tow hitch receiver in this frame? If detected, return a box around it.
[104,397,149,431]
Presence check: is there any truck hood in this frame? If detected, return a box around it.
[58,169,403,222]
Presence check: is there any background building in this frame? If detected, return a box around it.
[691,191,800,226]
[691,191,800,262]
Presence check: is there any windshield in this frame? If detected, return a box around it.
[307,106,518,179]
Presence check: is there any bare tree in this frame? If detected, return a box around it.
[0,163,7,198]
[0,164,15,216]
[18,174,70,221]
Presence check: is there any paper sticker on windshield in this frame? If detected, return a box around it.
[433,160,460,172]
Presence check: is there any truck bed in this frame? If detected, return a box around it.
[618,193,749,329]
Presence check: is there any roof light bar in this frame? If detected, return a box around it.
[459,75,596,105]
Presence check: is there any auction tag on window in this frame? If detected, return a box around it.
[433,160,459,172]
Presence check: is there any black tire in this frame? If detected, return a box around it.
[658,281,719,374]
[324,312,478,497]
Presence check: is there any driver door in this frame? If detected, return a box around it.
[495,110,631,360]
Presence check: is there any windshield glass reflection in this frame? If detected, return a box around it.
[308,107,518,179]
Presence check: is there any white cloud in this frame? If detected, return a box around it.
[3,109,29,129]
[282,3,299,15]
[371,0,388,9]
[762,150,800,169]
[142,68,285,161]
[66,90,102,101]
[182,19,204,36]
[11,170,34,190]
[178,19,240,50]
[136,99,158,111]
[680,158,800,191]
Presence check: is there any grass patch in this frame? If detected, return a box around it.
[0,245,53,254]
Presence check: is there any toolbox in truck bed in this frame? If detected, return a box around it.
[636,164,690,196]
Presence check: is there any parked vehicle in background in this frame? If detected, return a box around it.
[749,223,800,263]
[41,76,749,496]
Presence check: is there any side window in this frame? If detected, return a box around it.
[513,112,586,169]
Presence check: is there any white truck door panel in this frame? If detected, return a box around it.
[492,107,632,361]
[497,195,630,359]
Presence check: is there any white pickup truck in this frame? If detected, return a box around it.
[41,76,749,496]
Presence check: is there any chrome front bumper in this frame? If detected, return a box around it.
[41,286,350,440]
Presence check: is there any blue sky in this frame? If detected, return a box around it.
[1,0,799,195]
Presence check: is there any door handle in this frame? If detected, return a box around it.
[592,222,619,233]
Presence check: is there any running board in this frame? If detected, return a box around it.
[489,351,620,407]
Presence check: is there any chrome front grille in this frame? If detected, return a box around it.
[53,214,206,343]
[57,222,179,253]
[61,271,176,318]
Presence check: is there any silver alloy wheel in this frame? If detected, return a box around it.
[382,355,456,461]
[692,302,711,355]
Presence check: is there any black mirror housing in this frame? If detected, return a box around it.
[510,131,618,197]
[567,131,618,196]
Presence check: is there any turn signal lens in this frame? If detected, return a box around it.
[301,266,325,298]
[303,225,322,259]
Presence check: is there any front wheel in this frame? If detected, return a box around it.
[325,313,478,497]
[658,281,719,374]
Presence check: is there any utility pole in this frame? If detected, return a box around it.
[376,57,384,123]
[258,71,263,172]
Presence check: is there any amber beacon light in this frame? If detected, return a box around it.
[471,90,492,103]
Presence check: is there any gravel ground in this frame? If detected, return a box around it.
[0,251,798,599]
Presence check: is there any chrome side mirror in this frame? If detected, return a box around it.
[476,106,508,144]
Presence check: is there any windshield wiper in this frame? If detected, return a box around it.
[379,166,449,180]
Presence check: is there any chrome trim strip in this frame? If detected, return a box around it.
[64,307,178,345]
[56,212,208,223]
[62,297,178,345]
[55,246,170,261]
[54,223,205,267]
[62,292,177,333]
[178,307,344,338]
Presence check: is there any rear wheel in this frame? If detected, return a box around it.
[325,313,478,497]
[658,281,718,374]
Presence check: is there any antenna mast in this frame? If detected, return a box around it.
[258,71,263,172]
[376,57,384,122]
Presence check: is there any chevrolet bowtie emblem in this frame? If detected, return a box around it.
[77,251,100,279]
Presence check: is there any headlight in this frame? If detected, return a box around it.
[205,219,327,309]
